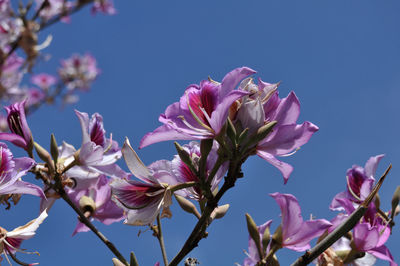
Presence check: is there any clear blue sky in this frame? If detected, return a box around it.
[2,1,400,265]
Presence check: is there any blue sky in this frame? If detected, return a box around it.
[2,1,400,265]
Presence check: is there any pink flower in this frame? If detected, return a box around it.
[67,175,124,235]
[91,0,116,15]
[233,77,318,183]
[111,138,179,225]
[270,192,331,252]
[140,67,254,148]
[58,54,100,91]
[31,73,57,90]
[0,210,47,263]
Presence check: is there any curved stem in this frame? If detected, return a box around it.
[157,215,169,266]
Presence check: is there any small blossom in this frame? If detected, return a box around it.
[92,0,116,15]
[67,175,124,235]
[0,210,47,264]
[0,51,23,95]
[330,155,384,211]
[35,0,73,22]
[0,101,33,153]
[0,143,44,200]
[270,192,331,252]
[140,67,255,148]
[58,54,100,91]
[111,138,179,225]
[31,73,57,90]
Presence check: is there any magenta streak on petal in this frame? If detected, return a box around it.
[113,183,161,209]
[179,161,201,197]
[347,168,365,198]
[4,237,23,253]
[90,120,105,147]
[188,86,215,127]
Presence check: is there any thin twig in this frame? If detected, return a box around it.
[157,214,169,266]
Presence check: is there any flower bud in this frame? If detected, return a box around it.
[262,225,270,252]
[210,204,229,220]
[50,134,59,165]
[174,194,201,219]
[34,142,55,174]
[112,258,125,266]
[242,121,277,151]
[174,142,196,174]
[245,213,262,256]
[130,252,139,266]
[79,195,96,214]
[391,186,400,218]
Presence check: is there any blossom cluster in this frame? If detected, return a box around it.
[0,66,397,266]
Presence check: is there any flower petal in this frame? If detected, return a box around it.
[257,151,293,183]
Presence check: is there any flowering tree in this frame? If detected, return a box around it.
[0,1,398,266]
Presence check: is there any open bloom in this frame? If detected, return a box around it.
[68,175,124,235]
[0,143,44,199]
[270,192,331,251]
[58,54,100,91]
[172,141,227,201]
[0,210,47,263]
[232,77,318,183]
[0,100,33,153]
[330,154,384,211]
[66,110,126,188]
[111,138,180,225]
[92,0,116,15]
[140,67,255,148]
[31,73,57,90]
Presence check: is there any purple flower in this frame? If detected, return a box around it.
[56,111,126,190]
[330,154,384,211]
[35,0,73,22]
[67,175,124,235]
[0,143,44,199]
[91,0,116,15]
[233,77,318,183]
[58,54,100,91]
[0,100,33,153]
[242,220,272,266]
[111,138,179,225]
[0,210,47,262]
[31,73,57,90]
[270,192,331,252]
[172,141,227,201]
[330,201,396,265]
[140,67,255,148]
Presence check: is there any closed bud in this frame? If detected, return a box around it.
[391,186,400,217]
[237,128,249,145]
[226,117,237,145]
[34,142,55,174]
[50,134,59,165]
[262,225,270,252]
[174,194,201,219]
[245,213,262,255]
[242,121,277,151]
[210,204,229,220]
[112,258,125,266]
[79,195,96,213]
[271,225,283,248]
[130,252,139,266]
[174,142,197,174]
